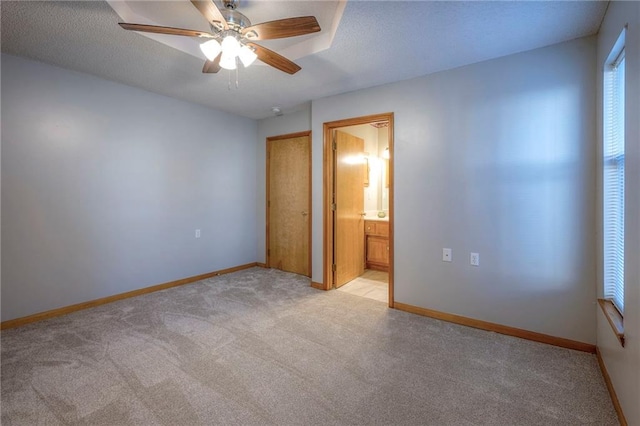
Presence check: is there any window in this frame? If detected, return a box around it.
[603,31,625,320]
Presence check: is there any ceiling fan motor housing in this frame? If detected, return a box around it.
[222,0,238,11]
[220,9,251,32]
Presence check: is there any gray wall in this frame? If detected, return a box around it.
[309,37,598,344]
[1,54,258,321]
[596,1,640,424]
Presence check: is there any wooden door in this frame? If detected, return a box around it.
[334,130,365,287]
[267,133,311,276]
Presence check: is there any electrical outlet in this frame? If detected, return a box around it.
[195,229,201,238]
[442,248,452,262]
[470,252,479,266]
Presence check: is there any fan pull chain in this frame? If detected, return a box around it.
[225,59,240,90]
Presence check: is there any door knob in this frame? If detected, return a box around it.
[301,211,308,216]
[359,212,366,216]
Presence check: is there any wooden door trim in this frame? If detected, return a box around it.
[322,113,394,307]
[266,131,312,276]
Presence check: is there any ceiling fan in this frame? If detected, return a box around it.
[119,0,321,75]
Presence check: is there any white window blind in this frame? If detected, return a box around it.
[603,45,625,314]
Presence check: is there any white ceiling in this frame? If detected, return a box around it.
[1,1,608,120]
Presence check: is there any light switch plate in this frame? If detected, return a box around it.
[470,252,479,266]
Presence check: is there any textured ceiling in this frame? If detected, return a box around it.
[1,1,608,120]
[106,1,344,62]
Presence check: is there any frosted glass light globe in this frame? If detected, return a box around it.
[219,52,237,70]
[221,35,240,57]
[239,45,257,67]
[200,39,221,61]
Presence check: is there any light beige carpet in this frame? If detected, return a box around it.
[1,267,618,425]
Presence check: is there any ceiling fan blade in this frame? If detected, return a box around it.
[190,0,228,30]
[202,53,222,73]
[247,43,301,75]
[119,23,214,38]
[242,16,320,40]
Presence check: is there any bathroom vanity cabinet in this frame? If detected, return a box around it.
[364,220,389,271]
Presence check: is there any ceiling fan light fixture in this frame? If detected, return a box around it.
[200,39,221,61]
[219,52,237,70]
[221,35,241,57]
[238,45,257,67]
[118,2,321,77]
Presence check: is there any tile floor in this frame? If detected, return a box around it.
[337,269,389,303]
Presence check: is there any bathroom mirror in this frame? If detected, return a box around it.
[339,123,389,217]
[378,127,390,213]
[370,128,389,214]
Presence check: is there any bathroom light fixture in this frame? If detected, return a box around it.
[382,147,390,159]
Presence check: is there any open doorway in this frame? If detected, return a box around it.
[323,113,394,307]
